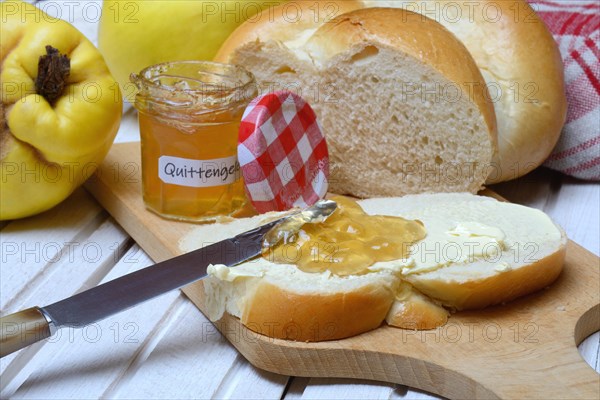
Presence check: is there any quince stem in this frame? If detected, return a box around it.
[35,45,70,105]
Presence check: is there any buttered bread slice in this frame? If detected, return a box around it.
[361,194,567,310]
[180,193,566,341]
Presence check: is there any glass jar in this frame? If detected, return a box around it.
[131,61,257,221]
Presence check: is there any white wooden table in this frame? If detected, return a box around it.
[2,2,599,398]
[2,110,599,400]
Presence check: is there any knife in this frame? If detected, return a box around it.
[0,199,337,358]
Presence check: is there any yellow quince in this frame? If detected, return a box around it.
[98,0,288,98]
[1,1,122,220]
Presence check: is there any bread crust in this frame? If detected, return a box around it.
[214,0,364,62]
[474,0,566,182]
[406,237,567,310]
[215,239,566,340]
[241,279,395,341]
[386,292,450,330]
[235,240,567,340]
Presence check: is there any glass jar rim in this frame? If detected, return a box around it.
[134,60,255,93]
[131,61,257,116]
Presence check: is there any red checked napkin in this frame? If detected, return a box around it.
[238,91,329,213]
[529,0,600,180]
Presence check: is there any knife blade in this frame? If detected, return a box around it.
[0,199,337,358]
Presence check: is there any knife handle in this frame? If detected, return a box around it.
[0,307,54,358]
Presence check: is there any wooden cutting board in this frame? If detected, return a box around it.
[85,142,600,400]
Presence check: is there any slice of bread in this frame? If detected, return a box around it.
[215,7,497,198]
[180,193,567,342]
[360,0,567,183]
[360,193,567,310]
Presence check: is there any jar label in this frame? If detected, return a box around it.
[158,155,241,187]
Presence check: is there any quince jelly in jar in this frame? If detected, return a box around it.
[131,62,257,221]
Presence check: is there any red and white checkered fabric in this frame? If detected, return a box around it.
[529,0,600,180]
[238,91,329,213]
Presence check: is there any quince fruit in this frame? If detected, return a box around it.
[98,0,288,99]
[1,1,122,220]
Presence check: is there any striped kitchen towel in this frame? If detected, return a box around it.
[529,0,600,180]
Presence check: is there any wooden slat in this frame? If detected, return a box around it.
[391,388,447,399]
[0,191,126,380]
[283,377,311,399]
[114,108,140,143]
[5,246,183,399]
[210,358,289,399]
[578,332,600,372]
[0,189,104,311]
[2,218,130,314]
[543,178,600,256]
[285,378,445,400]
[295,378,396,400]
[0,223,129,394]
[105,300,288,399]
[489,167,560,210]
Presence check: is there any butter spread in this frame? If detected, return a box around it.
[447,222,505,240]
[283,28,318,49]
[494,262,511,272]
[401,219,506,275]
[207,264,264,282]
